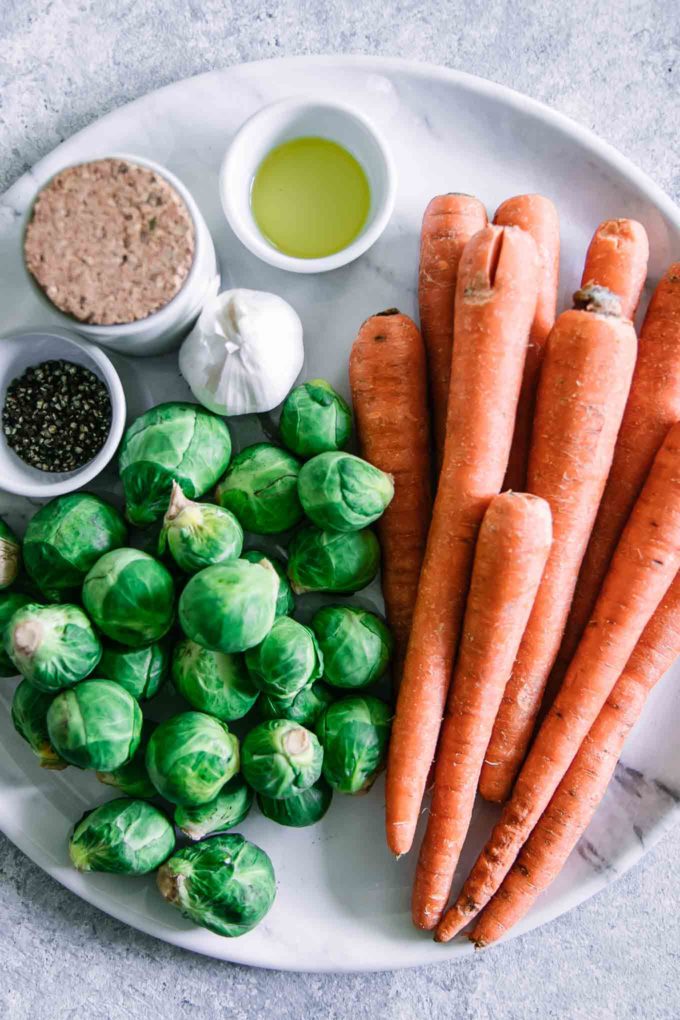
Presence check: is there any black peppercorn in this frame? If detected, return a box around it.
[2,360,112,472]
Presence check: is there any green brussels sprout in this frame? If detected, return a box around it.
[241,550,294,617]
[257,776,332,828]
[178,560,278,654]
[245,616,323,701]
[316,695,391,794]
[215,443,303,534]
[119,402,232,527]
[297,453,394,532]
[287,525,380,595]
[69,798,175,875]
[98,640,170,701]
[96,719,157,798]
[145,711,239,807]
[311,605,393,689]
[172,639,258,721]
[258,680,334,728]
[82,548,175,648]
[157,834,275,938]
[174,775,254,840]
[4,603,102,692]
[47,679,142,771]
[241,719,323,799]
[159,482,243,573]
[11,680,66,769]
[0,592,33,676]
[0,516,20,590]
[279,379,352,458]
[22,493,127,599]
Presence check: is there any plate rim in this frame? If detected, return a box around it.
[2,53,679,973]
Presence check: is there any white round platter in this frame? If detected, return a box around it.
[1,55,679,973]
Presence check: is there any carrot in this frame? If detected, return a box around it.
[418,194,488,468]
[552,263,680,686]
[349,311,432,684]
[580,218,649,320]
[494,195,560,491]
[385,224,540,857]
[412,492,552,930]
[471,572,680,948]
[436,421,680,942]
[478,287,637,804]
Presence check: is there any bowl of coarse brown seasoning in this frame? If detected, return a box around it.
[0,329,126,498]
[23,156,219,357]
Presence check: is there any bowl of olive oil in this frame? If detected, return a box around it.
[219,98,397,273]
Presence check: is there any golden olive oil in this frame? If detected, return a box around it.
[251,137,371,259]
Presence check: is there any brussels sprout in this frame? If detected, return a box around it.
[312,605,393,689]
[279,379,352,458]
[257,776,332,828]
[22,493,127,599]
[241,719,323,799]
[258,680,334,728]
[245,616,323,702]
[0,592,33,676]
[82,548,175,648]
[316,695,391,794]
[178,560,278,654]
[145,711,240,807]
[157,834,275,938]
[172,639,258,721]
[174,775,254,840]
[0,517,20,590]
[4,603,102,692]
[98,640,170,701]
[298,453,394,532]
[287,525,380,595]
[47,679,142,771]
[96,719,157,798]
[241,550,294,617]
[11,680,66,769]
[119,402,232,527]
[215,443,303,534]
[159,482,243,574]
[69,798,175,875]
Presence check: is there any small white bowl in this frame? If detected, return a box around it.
[24,154,219,358]
[0,329,126,498]
[219,98,397,273]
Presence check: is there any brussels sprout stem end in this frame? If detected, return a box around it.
[13,620,43,658]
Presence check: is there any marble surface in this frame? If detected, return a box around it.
[2,1,680,1016]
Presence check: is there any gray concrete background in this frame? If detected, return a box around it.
[1,2,679,1017]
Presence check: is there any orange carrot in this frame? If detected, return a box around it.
[436,422,680,942]
[581,218,649,320]
[552,263,680,686]
[349,311,432,684]
[479,287,637,804]
[412,492,552,930]
[385,224,539,857]
[419,194,488,468]
[471,572,680,947]
[494,195,560,491]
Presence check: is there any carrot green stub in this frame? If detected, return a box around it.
[251,137,370,259]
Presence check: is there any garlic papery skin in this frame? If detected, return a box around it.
[179,288,304,415]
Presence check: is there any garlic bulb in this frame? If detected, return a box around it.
[179,288,304,416]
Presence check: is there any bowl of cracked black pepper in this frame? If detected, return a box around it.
[0,329,125,497]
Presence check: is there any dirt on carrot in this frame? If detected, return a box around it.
[580,218,649,321]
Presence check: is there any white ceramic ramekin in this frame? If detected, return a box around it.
[24,154,219,358]
[219,98,397,273]
[0,329,126,498]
